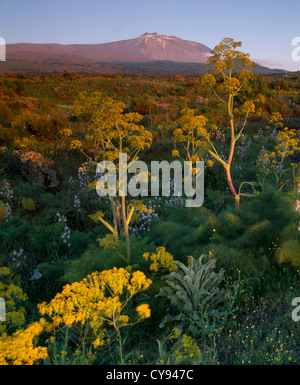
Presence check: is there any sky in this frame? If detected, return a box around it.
[0,0,300,71]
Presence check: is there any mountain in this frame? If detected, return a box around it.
[5,33,212,63]
[0,33,285,75]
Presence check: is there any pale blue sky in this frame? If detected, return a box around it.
[0,0,300,70]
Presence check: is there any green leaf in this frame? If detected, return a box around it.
[21,197,36,211]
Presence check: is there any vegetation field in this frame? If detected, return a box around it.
[0,40,300,365]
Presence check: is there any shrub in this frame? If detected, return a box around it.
[159,255,228,326]
[0,267,28,335]
[38,267,152,364]
[0,320,47,365]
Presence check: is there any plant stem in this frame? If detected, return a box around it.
[121,195,130,263]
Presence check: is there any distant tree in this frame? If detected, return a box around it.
[73,91,152,262]
[199,38,257,214]
[172,108,214,214]
[131,93,158,127]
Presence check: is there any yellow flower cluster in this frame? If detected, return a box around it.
[175,334,199,362]
[136,304,151,319]
[1,267,152,364]
[172,149,180,158]
[0,268,40,365]
[143,247,177,272]
[268,112,284,129]
[168,327,181,342]
[0,320,47,365]
[74,91,152,162]
[14,136,37,151]
[241,101,255,116]
[0,267,28,335]
[70,140,83,150]
[59,128,73,137]
[92,337,105,349]
[128,271,152,294]
[275,127,299,159]
[258,126,299,179]
[11,110,40,133]
[38,267,152,339]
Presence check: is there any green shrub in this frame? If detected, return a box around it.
[159,255,228,324]
[275,239,300,267]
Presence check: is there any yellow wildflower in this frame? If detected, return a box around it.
[0,319,47,365]
[206,159,214,168]
[142,247,177,272]
[136,304,151,319]
[70,140,83,150]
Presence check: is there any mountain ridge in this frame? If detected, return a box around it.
[5,32,213,63]
[0,33,286,75]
